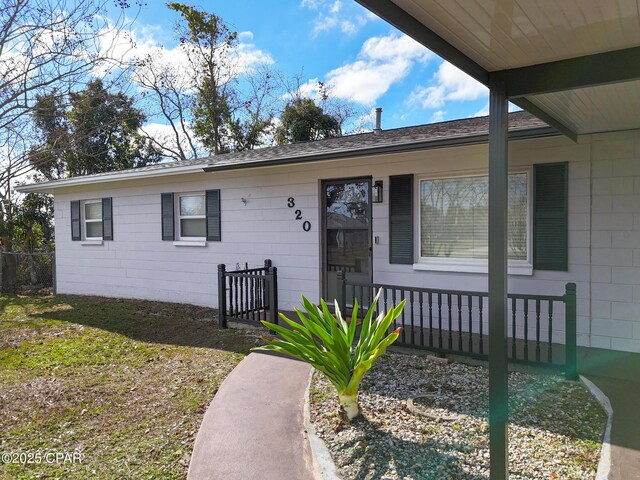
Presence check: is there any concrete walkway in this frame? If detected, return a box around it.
[187,352,315,480]
[586,375,640,480]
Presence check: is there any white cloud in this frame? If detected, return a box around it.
[361,34,433,63]
[409,61,488,110]
[234,37,274,73]
[473,104,489,117]
[430,110,446,122]
[301,0,375,36]
[322,32,433,106]
[97,19,272,81]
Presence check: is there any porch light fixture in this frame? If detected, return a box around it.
[372,180,383,203]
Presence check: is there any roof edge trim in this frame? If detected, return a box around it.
[14,163,206,194]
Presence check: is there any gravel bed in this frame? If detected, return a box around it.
[310,352,607,480]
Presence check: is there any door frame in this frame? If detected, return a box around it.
[320,176,373,301]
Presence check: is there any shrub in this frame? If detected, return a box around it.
[254,290,405,420]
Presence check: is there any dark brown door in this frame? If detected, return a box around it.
[322,178,372,305]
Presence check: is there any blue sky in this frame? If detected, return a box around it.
[113,0,492,131]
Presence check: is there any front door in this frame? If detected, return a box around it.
[322,178,372,306]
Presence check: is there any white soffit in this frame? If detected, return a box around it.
[527,79,640,135]
[397,0,640,70]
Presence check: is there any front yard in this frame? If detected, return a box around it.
[1,294,609,480]
[0,295,260,479]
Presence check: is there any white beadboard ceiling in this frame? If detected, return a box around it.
[397,0,640,70]
[378,0,640,135]
[528,79,640,135]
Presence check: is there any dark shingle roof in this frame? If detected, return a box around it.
[204,110,552,171]
[19,111,555,190]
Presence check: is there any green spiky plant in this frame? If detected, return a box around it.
[253,290,405,420]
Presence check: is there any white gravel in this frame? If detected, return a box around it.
[309,352,607,480]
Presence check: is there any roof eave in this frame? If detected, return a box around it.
[14,163,207,194]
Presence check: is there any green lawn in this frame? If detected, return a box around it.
[0,295,261,479]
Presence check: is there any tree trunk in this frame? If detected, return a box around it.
[1,252,17,294]
[26,254,37,285]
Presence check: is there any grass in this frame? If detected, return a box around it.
[0,294,262,479]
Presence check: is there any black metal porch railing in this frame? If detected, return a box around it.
[217,259,278,328]
[336,271,577,379]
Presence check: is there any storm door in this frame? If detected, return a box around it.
[322,178,372,306]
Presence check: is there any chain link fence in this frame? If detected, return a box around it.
[0,252,55,294]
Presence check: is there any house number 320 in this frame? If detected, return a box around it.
[287,197,311,231]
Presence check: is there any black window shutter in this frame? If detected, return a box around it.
[71,200,81,241]
[206,189,221,241]
[102,197,113,241]
[389,174,414,264]
[161,193,175,241]
[534,162,568,271]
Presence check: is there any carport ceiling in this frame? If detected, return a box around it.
[357,0,640,137]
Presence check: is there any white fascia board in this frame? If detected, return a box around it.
[14,163,207,194]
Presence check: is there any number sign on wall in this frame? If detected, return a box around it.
[287,197,311,231]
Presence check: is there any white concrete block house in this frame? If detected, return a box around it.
[18,110,640,376]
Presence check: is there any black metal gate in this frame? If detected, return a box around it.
[217,259,278,328]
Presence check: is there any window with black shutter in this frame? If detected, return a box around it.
[102,197,113,241]
[206,189,221,241]
[162,190,221,242]
[389,174,414,264]
[161,192,175,241]
[71,200,81,241]
[534,162,568,271]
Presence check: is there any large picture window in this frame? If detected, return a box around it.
[419,171,529,267]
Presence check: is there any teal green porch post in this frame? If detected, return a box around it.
[565,283,578,380]
[488,73,509,480]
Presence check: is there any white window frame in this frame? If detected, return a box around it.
[414,168,533,276]
[83,199,103,241]
[177,192,206,241]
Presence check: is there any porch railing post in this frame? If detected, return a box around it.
[337,270,346,312]
[565,282,577,380]
[267,265,278,324]
[218,264,228,328]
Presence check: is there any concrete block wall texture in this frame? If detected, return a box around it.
[589,131,640,353]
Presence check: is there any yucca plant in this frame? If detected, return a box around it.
[253,290,405,420]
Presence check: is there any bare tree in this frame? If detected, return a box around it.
[1,0,139,182]
[133,3,281,159]
[229,64,279,151]
[134,53,201,161]
[0,0,140,288]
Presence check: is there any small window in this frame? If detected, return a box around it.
[84,200,103,240]
[178,194,206,239]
